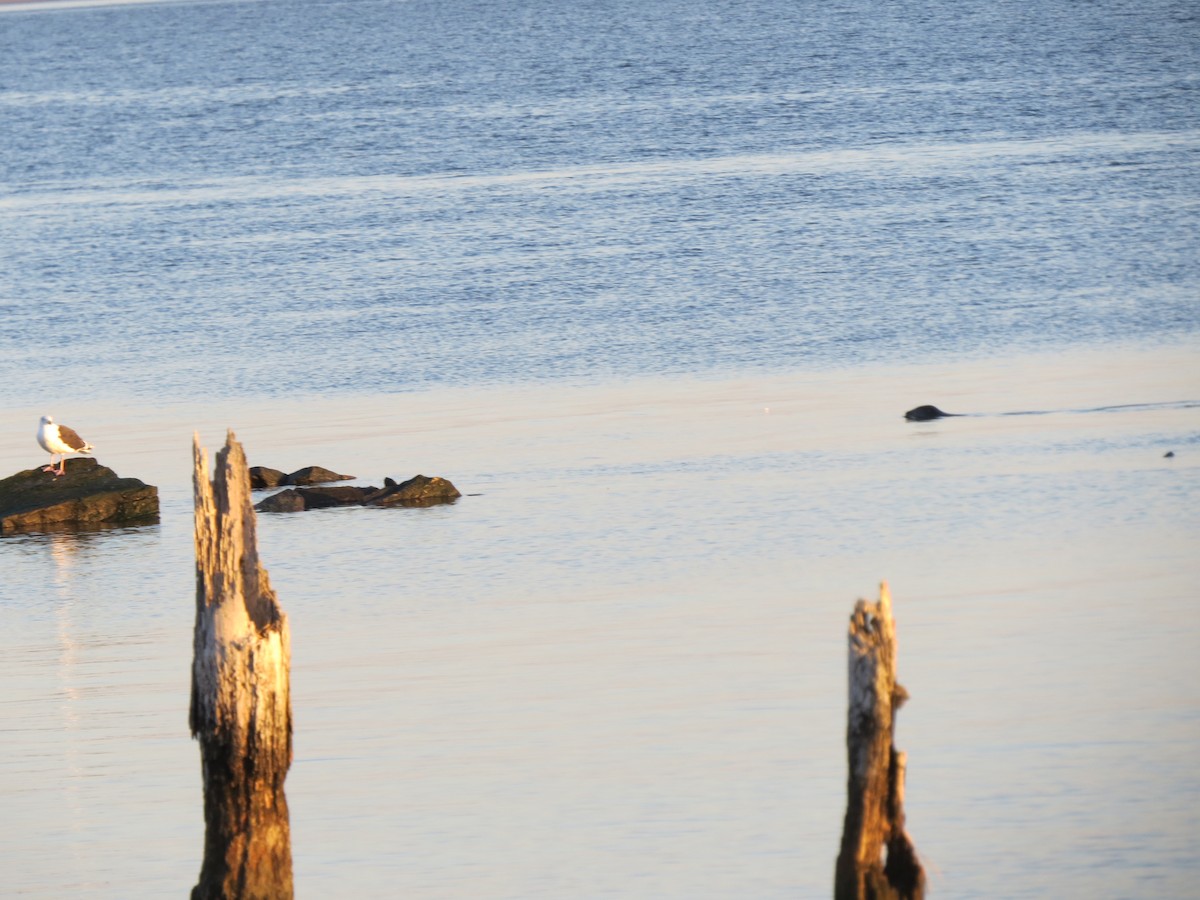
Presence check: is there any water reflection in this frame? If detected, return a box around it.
[2,518,161,541]
[47,532,87,854]
[0,516,197,896]
[2,518,162,540]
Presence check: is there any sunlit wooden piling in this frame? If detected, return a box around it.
[191,432,293,899]
[834,582,925,900]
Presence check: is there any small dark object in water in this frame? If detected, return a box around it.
[1164,451,1175,459]
[904,405,957,421]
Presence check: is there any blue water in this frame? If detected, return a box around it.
[2,0,1198,400]
[2,1,1199,897]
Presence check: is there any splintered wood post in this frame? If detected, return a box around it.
[191,431,293,900]
[835,582,925,900]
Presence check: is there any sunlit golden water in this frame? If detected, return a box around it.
[2,344,1197,896]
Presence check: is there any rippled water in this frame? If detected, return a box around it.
[1,0,1199,896]
[2,0,1199,399]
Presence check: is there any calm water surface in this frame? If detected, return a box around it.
[1,0,1199,896]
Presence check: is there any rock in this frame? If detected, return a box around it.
[364,475,461,508]
[248,465,355,489]
[283,466,355,486]
[249,466,288,489]
[292,486,374,509]
[254,474,461,512]
[904,404,959,421]
[252,486,373,513]
[254,489,307,513]
[0,457,159,534]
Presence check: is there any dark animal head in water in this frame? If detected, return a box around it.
[904,405,954,421]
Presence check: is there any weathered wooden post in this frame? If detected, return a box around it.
[191,431,293,899]
[834,582,925,900]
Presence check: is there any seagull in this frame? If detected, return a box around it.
[37,414,94,476]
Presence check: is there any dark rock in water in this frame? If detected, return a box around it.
[364,475,461,508]
[293,485,374,509]
[249,466,288,489]
[252,485,375,512]
[254,474,461,512]
[0,457,159,534]
[249,464,352,489]
[283,465,355,486]
[254,489,307,513]
[1164,451,1175,459]
[904,405,957,421]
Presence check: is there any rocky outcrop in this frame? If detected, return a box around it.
[254,475,460,513]
[249,465,354,489]
[0,458,159,534]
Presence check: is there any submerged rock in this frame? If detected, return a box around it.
[0,458,159,534]
[254,474,460,512]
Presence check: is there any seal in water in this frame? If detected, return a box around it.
[904,405,958,421]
